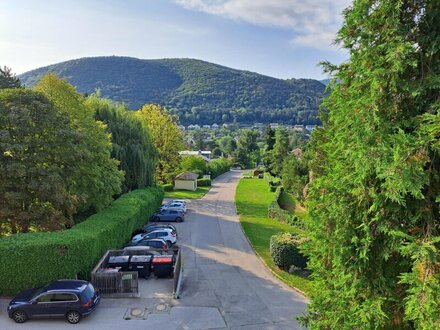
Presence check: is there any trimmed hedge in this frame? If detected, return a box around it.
[162,183,174,191]
[270,233,308,269]
[268,187,302,227]
[0,187,163,296]
[197,178,212,186]
[208,158,231,179]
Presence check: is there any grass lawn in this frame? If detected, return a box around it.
[164,186,211,199]
[235,178,311,295]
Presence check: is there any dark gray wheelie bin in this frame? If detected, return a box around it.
[129,255,152,278]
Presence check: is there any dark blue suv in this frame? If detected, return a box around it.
[7,279,100,324]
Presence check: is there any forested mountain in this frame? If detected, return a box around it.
[19,56,325,125]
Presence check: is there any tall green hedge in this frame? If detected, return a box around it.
[0,187,163,296]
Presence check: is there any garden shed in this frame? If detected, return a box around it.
[174,172,198,191]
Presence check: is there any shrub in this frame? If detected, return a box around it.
[269,185,277,192]
[208,158,232,178]
[197,178,211,186]
[0,187,163,295]
[162,183,174,191]
[267,187,302,227]
[270,233,308,269]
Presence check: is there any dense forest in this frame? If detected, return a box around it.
[19,57,326,125]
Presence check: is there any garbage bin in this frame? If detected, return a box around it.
[129,255,152,278]
[152,254,174,278]
[108,255,130,271]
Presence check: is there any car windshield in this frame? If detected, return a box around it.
[83,284,95,301]
[31,286,45,300]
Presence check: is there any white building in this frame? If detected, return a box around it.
[174,172,198,191]
[179,150,212,162]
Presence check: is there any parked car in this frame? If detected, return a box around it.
[143,223,177,233]
[128,238,169,250]
[122,245,162,256]
[170,199,186,206]
[160,202,186,213]
[132,228,176,244]
[152,210,185,222]
[131,224,178,239]
[131,229,177,246]
[8,280,100,324]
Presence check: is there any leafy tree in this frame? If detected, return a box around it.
[219,135,237,157]
[0,89,79,232]
[235,129,259,168]
[87,96,157,193]
[0,66,21,89]
[212,147,222,158]
[281,153,309,204]
[134,104,184,183]
[303,1,440,329]
[180,155,206,177]
[270,128,289,176]
[35,74,123,218]
[264,125,275,150]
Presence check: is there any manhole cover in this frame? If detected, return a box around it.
[152,303,171,313]
[124,308,148,320]
[131,308,143,316]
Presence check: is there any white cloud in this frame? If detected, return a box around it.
[175,0,351,50]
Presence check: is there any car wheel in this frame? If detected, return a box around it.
[12,310,28,323]
[153,216,160,222]
[176,217,182,222]
[66,311,81,324]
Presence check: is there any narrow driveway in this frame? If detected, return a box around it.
[177,170,307,329]
[0,170,307,330]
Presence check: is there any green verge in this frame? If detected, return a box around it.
[165,186,210,199]
[235,178,311,295]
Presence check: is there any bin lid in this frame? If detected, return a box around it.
[130,255,152,263]
[108,255,130,263]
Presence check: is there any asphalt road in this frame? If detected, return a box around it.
[0,170,307,329]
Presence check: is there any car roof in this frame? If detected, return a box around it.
[147,229,171,235]
[44,280,88,292]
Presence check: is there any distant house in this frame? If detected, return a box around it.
[222,123,228,128]
[174,172,199,191]
[178,125,186,131]
[203,124,211,129]
[179,150,211,162]
[270,123,279,129]
[187,124,200,130]
[212,123,219,129]
[305,125,316,132]
[293,125,304,131]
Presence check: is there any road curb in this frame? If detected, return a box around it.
[236,219,309,300]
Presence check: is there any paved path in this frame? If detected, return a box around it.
[0,170,307,329]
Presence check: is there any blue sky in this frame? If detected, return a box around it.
[0,0,350,79]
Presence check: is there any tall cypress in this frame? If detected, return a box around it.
[304,1,440,329]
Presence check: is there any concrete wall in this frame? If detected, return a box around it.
[175,180,197,191]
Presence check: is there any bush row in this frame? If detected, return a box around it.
[268,187,302,227]
[162,183,174,191]
[0,187,163,296]
[270,233,308,269]
[197,178,212,186]
[208,158,232,179]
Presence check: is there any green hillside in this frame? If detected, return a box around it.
[19,56,325,125]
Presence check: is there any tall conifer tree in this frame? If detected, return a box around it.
[304,1,439,328]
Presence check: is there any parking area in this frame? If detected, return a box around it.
[0,170,307,329]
